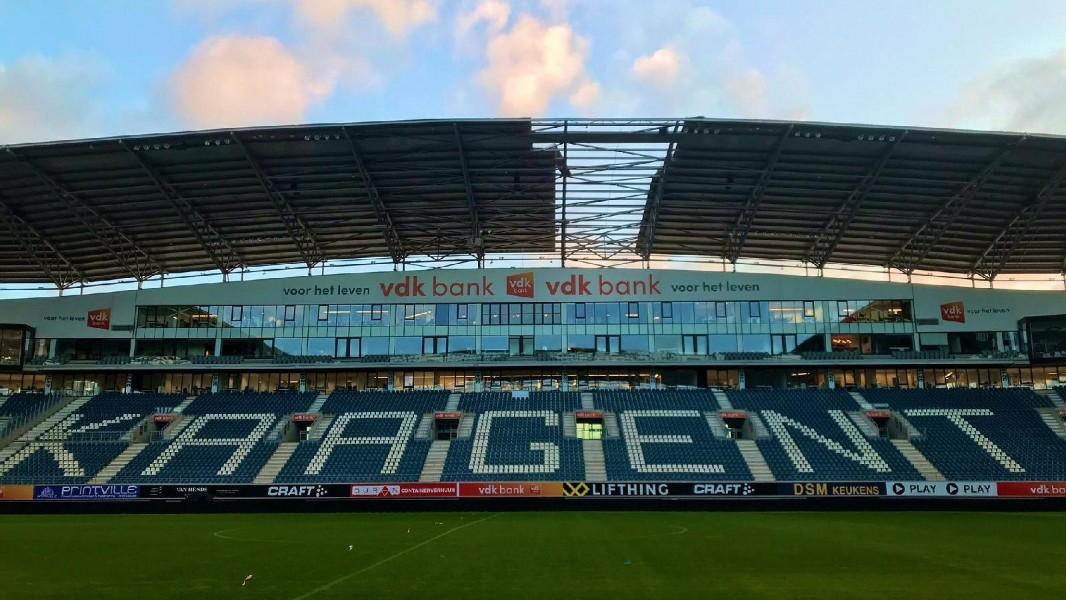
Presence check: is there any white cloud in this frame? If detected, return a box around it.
[294,0,437,39]
[167,35,335,128]
[456,0,511,39]
[0,54,105,144]
[611,3,809,119]
[631,47,683,87]
[953,49,1066,134]
[569,79,601,111]
[477,14,598,115]
[722,67,768,117]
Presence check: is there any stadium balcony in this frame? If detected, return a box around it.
[190,355,243,365]
[595,390,750,481]
[728,390,922,481]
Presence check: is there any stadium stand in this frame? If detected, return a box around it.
[1,388,1065,485]
[864,388,1066,480]
[109,392,314,484]
[441,391,584,481]
[277,390,447,482]
[0,392,182,484]
[595,390,751,481]
[728,390,922,481]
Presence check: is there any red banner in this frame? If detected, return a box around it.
[349,483,457,498]
[153,414,176,424]
[292,413,318,422]
[865,410,891,419]
[434,412,463,420]
[719,411,747,420]
[575,411,604,420]
[506,272,535,298]
[940,302,965,323]
[87,308,111,330]
[997,482,1066,497]
[458,482,563,498]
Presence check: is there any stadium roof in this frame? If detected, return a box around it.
[2,117,1065,286]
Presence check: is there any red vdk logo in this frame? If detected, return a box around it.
[940,302,965,323]
[506,272,535,298]
[87,308,111,330]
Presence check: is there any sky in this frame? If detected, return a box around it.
[2,0,1066,144]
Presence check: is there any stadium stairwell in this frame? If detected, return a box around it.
[307,392,330,414]
[89,443,148,484]
[582,440,608,482]
[849,391,874,410]
[890,439,946,481]
[172,396,198,414]
[1037,388,1066,409]
[1038,409,1066,438]
[419,440,450,481]
[16,396,91,443]
[712,390,733,410]
[254,442,299,484]
[736,440,775,481]
[445,393,461,411]
[580,393,595,410]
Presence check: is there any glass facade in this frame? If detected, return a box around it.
[131,299,925,359]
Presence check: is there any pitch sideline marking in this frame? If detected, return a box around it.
[290,513,499,600]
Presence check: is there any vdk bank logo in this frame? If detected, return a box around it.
[87,308,112,330]
[506,272,535,298]
[940,302,965,323]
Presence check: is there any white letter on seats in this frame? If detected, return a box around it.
[304,412,417,475]
[141,413,276,476]
[903,408,1024,473]
[759,410,892,473]
[0,411,143,477]
[620,410,725,474]
[469,411,560,475]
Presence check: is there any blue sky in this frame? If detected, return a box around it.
[2,0,1066,144]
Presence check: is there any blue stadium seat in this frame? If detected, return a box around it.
[0,392,182,484]
[864,389,1066,480]
[110,392,312,484]
[279,411,430,482]
[596,390,749,481]
[728,390,921,481]
[442,410,584,481]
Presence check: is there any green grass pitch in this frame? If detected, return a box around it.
[2,511,1065,599]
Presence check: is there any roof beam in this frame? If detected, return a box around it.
[0,192,85,286]
[723,124,794,263]
[970,160,1066,279]
[638,120,683,259]
[804,131,907,267]
[453,123,482,257]
[230,133,324,267]
[122,143,245,274]
[888,136,1025,274]
[340,127,405,264]
[5,148,163,281]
